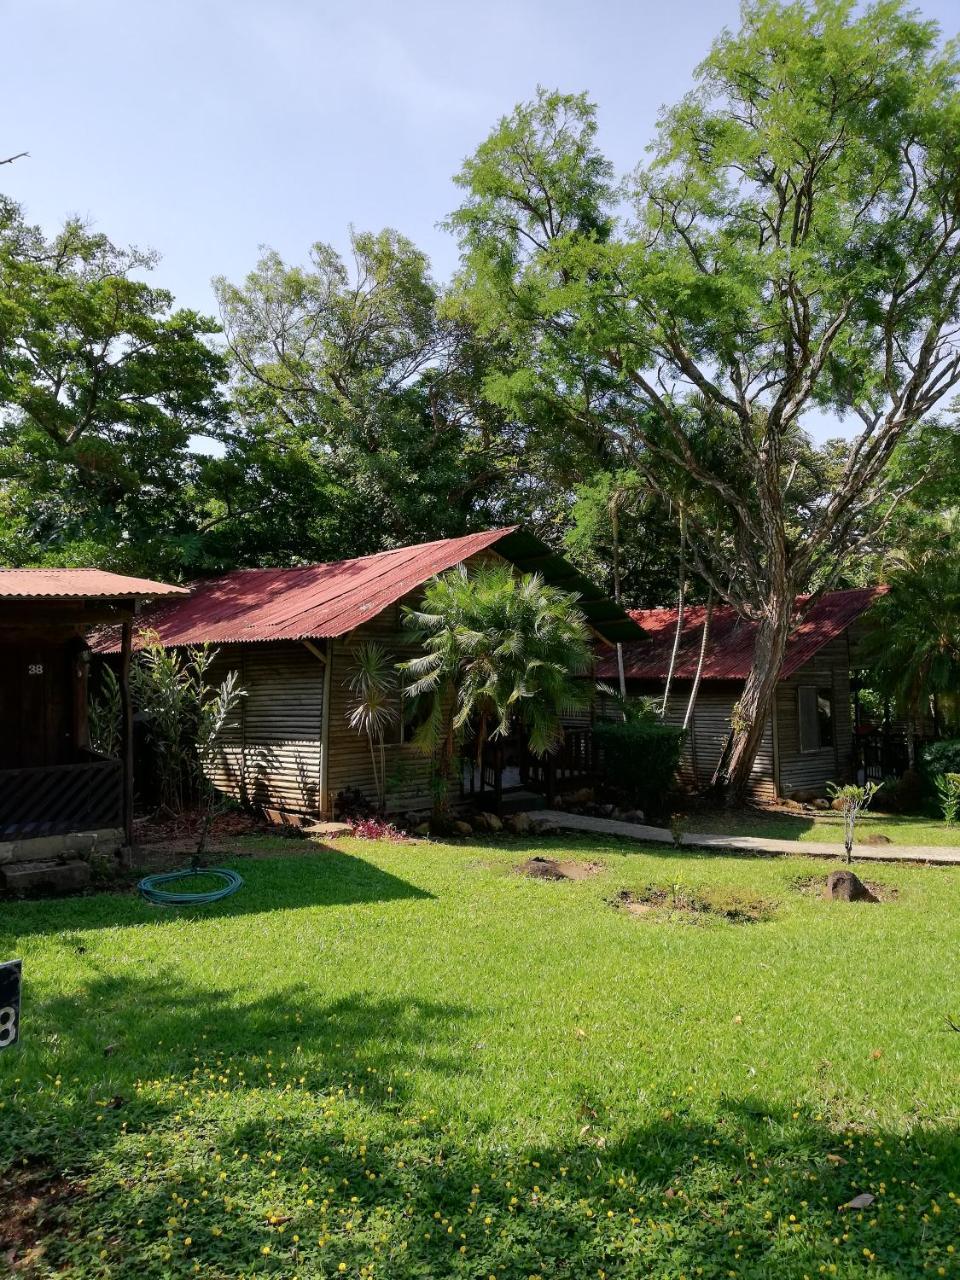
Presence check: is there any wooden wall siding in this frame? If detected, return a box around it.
[776,635,853,795]
[663,686,776,800]
[326,632,446,815]
[207,642,325,814]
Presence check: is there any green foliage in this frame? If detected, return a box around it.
[401,564,591,817]
[450,5,960,797]
[126,634,244,814]
[87,663,122,759]
[344,641,399,812]
[934,773,960,825]
[206,228,517,568]
[826,781,882,863]
[859,557,960,730]
[593,717,685,817]
[923,739,960,778]
[0,197,225,575]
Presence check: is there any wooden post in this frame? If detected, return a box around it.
[120,618,134,847]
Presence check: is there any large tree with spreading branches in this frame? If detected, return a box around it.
[449,0,960,800]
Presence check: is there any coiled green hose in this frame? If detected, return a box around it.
[137,866,244,905]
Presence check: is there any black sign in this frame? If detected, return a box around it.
[0,959,21,1049]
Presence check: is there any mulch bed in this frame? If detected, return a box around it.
[515,856,604,882]
[614,886,776,923]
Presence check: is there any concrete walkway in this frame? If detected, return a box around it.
[533,809,960,866]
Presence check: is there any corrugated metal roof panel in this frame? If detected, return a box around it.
[93,527,645,652]
[596,587,885,683]
[0,568,187,600]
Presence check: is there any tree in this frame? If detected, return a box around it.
[450,2,960,802]
[344,641,399,813]
[0,197,226,574]
[858,549,960,765]
[400,564,591,822]
[209,229,518,565]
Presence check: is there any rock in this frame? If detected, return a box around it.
[830,796,847,812]
[620,810,645,825]
[473,812,503,834]
[304,821,354,839]
[599,803,617,818]
[826,870,878,903]
[569,787,594,806]
[505,812,532,835]
[528,816,557,835]
[812,798,831,810]
[0,859,91,894]
[414,823,431,837]
[790,789,820,804]
[451,820,473,837]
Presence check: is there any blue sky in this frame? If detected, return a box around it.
[5,0,959,438]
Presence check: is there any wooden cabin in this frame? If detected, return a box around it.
[0,569,186,882]
[96,528,641,820]
[595,589,884,800]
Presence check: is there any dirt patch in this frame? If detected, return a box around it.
[516,856,603,882]
[615,885,775,924]
[0,1168,81,1271]
[793,874,898,902]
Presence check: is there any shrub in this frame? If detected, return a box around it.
[923,739,960,778]
[876,768,925,814]
[593,719,685,819]
[934,773,960,824]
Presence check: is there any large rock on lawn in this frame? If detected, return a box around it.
[826,870,878,903]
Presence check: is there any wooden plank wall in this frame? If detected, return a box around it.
[662,685,776,801]
[775,635,853,796]
[326,602,451,814]
[207,642,325,814]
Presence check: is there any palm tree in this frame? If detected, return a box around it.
[400,564,592,822]
[344,641,398,812]
[859,556,960,767]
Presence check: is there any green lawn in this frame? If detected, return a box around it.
[3,834,960,1278]
[687,807,960,847]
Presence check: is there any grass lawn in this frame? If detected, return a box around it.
[686,807,960,848]
[3,833,960,1278]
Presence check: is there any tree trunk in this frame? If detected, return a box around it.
[724,604,794,805]
[661,506,687,719]
[610,501,627,705]
[682,590,714,733]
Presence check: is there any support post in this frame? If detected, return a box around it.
[120,618,134,847]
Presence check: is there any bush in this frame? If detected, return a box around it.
[934,773,960,824]
[922,739,960,778]
[594,719,685,819]
[876,768,925,814]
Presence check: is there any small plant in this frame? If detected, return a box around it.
[669,812,686,849]
[344,641,398,813]
[826,781,882,864]
[934,772,960,824]
[349,817,410,842]
[88,663,122,758]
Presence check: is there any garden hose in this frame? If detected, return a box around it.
[137,866,244,906]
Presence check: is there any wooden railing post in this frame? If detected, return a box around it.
[120,620,134,847]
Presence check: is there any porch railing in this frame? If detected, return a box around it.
[851,731,932,782]
[0,758,123,840]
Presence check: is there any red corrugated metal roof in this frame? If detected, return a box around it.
[596,587,885,683]
[0,568,187,600]
[94,529,520,650]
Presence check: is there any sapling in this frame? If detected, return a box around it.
[826,782,882,864]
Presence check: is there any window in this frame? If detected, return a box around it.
[798,685,834,752]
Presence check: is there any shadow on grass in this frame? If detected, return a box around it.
[7,1080,960,1278]
[3,957,959,1276]
[0,847,433,941]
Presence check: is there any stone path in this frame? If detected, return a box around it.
[532,810,960,866]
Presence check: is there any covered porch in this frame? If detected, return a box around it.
[0,569,186,886]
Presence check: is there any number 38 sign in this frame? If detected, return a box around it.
[0,959,21,1049]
